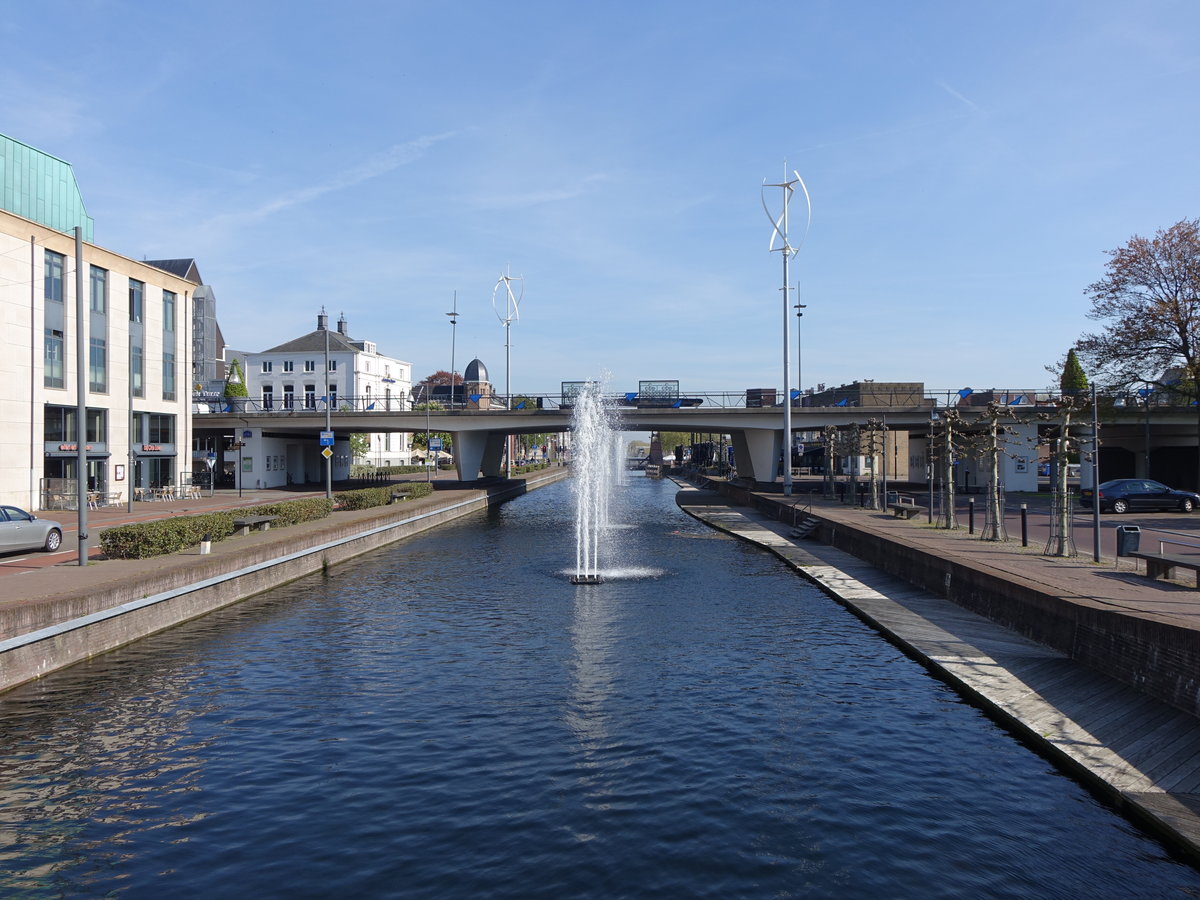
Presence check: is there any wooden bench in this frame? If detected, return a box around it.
[889,503,925,520]
[231,515,277,537]
[1128,551,1200,588]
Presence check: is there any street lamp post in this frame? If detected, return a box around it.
[324,314,332,500]
[446,291,459,407]
[795,299,806,405]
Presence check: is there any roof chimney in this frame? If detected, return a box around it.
[337,312,348,336]
[317,308,328,330]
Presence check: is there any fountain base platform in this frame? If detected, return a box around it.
[569,574,604,585]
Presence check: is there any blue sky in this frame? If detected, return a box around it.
[4,1,1199,397]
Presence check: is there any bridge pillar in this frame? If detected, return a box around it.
[731,429,782,484]
[453,430,507,480]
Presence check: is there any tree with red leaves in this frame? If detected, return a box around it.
[1077,218,1200,485]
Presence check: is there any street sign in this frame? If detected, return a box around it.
[428,437,443,451]
[321,447,333,459]
[319,430,335,446]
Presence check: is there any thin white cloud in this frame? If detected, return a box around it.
[207,131,459,228]
[473,172,613,210]
[937,80,982,113]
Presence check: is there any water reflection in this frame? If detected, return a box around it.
[0,478,1196,897]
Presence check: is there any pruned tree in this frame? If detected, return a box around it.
[822,424,838,499]
[973,402,1030,542]
[930,408,966,529]
[1076,218,1200,486]
[1038,395,1088,557]
[862,418,885,510]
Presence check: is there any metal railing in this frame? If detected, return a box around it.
[192,386,1200,417]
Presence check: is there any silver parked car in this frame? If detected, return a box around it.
[0,506,64,553]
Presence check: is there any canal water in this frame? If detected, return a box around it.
[1,477,1198,898]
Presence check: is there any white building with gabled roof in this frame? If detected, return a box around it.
[206,311,415,487]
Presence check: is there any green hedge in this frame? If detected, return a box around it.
[332,482,436,511]
[333,486,394,510]
[99,497,334,560]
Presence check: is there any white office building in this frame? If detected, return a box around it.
[0,134,197,510]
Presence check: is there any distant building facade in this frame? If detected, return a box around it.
[196,312,415,487]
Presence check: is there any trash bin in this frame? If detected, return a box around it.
[1115,524,1141,557]
[885,490,899,506]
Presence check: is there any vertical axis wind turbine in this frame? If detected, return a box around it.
[762,166,812,496]
[493,268,523,477]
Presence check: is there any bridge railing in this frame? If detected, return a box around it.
[194,388,1194,417]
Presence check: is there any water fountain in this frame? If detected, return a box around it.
[570,382,617,584]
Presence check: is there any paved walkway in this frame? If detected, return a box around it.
[0,474,470,603]
[673,479,1200,863]
[774,483,1200,628]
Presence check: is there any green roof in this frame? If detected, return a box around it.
[0,134,94,240]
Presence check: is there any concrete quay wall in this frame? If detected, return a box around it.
[709,479,1200,719]
[0,472,569,695]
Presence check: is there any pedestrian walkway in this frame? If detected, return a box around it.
[674,480,1200,862]
[768,482,1200,628]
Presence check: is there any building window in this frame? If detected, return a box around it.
[129,280,144,322]
[328,359,337,372]
[44,250,64,302]
[148,414,175,444]
[283,385,295,410]
[87,408,107,444]
[328,383,338,408]
[162,290,176,401]
[304,384,316,409]
[163,351,176,401]
[89,336,108,392]
[89,266,107,313]
[261,361,273,373]
[44,406,106,443]
[262,384,274,409]
[283,360,294,373]
[304,360,316,373]
[131,343,144,397]
[44,328,64,388]
[44,405,74,442]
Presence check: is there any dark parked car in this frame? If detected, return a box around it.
[1078,479,1200,514]
[0,506,64,553]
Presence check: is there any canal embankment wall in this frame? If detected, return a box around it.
[0,470,570,695]
[703,477,1200,719]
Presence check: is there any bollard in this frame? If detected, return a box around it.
[200,532,212,555]
[1020,504,1028,547]
[968,498,975,535]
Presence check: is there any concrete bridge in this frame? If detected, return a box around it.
[194,391,1200,489]
[194,395,939,484]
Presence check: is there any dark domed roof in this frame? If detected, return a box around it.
[464,358,489,383]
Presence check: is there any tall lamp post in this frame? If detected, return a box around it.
[795,299,806,405]
[446,291,459,407]
[763,167,811,496]
[324,310,332,500]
